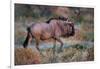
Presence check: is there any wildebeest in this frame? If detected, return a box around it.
[23,16,75,53]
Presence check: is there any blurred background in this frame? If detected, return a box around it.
[14,4,94,65]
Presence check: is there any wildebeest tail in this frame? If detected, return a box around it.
[23,27,31,48]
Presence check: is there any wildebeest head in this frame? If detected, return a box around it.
[62,21,75,37]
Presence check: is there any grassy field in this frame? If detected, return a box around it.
[15,44,94,65]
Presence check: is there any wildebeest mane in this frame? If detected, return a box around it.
[46,16,68,23]
[46,18,58,23]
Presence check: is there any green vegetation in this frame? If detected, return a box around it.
[72,44,87,50]
[71,15,84,24]
[83,32,94,42]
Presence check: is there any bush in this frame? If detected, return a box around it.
[15,48,41,65]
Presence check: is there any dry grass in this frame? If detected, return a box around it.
[15,48,41,65]
[61,48,88,62]
[15,46,94,65]
[40,46,94,64]
[87,47,94,61]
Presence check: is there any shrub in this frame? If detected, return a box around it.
[15,48,41,65]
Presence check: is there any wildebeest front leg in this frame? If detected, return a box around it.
[55,37,63,53]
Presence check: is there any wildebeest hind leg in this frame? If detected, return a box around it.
[35,39,40,52]
[35,38,44,56]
